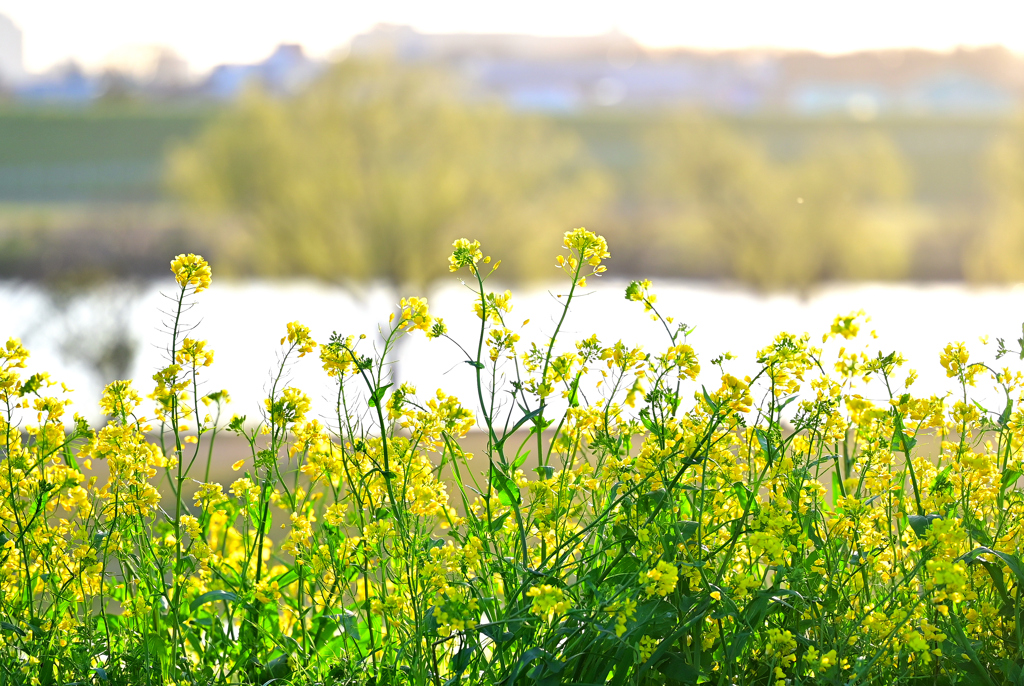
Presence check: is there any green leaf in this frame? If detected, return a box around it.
[488,464,521,506]
[510,406,543,434]
[368,383,393,408]
[890,416,917,451]
[534,465,555,480]
[273,569,299,588]
[832,471,843,510]
[323,610,361,641]
[671,520,700,543]
[495,406,544,452]
[961,547,1024,587]
[512,449,530,470]
[933,465,953,493]
[908,514,942,539]
[1000,397,1014,426]
[701,386,718,413]
[639,408,661,437]
[488,512,511,532]
[477,622,514,644]
[733,483,755,511]
[451,644,476,674]
[641,489,667,511]
[189,590,239,614]
[465,360,485,370]
[508,647,552,685]
[657,653,700,685]
[996,658,1022,684]
[0,622,25,637]
[259,655,293,683]
[568,372,582,408]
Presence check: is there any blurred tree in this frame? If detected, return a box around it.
[964,119,1024,282]
[642,115,911,291]
[167,60,610,289]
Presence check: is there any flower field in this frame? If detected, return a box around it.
[4,230,1024,685]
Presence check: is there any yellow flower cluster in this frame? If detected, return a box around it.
[98,379,141,418]
[527,584,572,621]
[281,321,317,357]
[824,310,866,341]
[448,238,488,274]
[939,341,981,385]
[320,333,359,377]
[176,337,214,368]
[397,297,432,333]
[765,628,797,685]
[625,279,656,311]
[433,585,480,637]
[641,560,679,597]
[170,253,212,292]
[265,387,311,426]
[11,235,1024,686]
[556,227,609,286]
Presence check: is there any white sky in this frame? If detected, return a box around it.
[1,0,1024,74]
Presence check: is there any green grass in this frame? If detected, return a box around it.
[0,105,213,202]
[0,103,1013,205]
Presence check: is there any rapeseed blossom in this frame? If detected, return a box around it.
[7,233,1024,685]
[170,253,211,292]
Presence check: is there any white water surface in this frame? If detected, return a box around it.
[3,278,1024,426]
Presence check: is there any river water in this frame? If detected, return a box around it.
[4,278,1024,425]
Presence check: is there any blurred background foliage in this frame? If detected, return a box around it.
[4,58,1024,291]
[965,120,1024,283]
[637,118,910,290]
[166,61,609,289]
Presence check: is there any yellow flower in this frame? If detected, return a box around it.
[176,338,214,368]
[231,459,245,471]
[265,387,312,426]
[608,599,636,637]
[557,228,610,282]
[474,290,512,324]
[638,635,659,661]
[449,238,485,273]
[641,560,678,597]
[230,477,260,501]
[170,253,212,292]
[527,584,571,620]
[321,333,359,377]
[281,322,317,357]
[939,341,980,385]
[194,482,227,508]
[824,310,866,342]
[625,280,657,312]
[427,318,448,339]
[99,380,142,418]
[397,297,432,334]
[255,579,282,604]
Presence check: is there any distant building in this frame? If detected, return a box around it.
[348,24,775,112]
[345,25,1024,116]
[900,73,1017,114]
[349,23,641,62]
[202,44,323,99]
[787,83,889,118]
[0,13,25,86]
[15,61,98,102]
